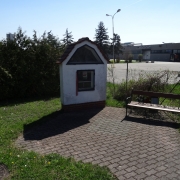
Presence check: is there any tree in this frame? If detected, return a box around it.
[61,28,74,50]
[110,33,123,61]
[0,27,62,100]
[123,50,133,63]
[94,21,109,55]
[138,54,143,62]
[128,53,134,63]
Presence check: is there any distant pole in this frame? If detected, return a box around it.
[106,9,121,67]
[126,60,129,93]
[125,59,129,117]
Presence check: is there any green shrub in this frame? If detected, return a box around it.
[114,70,177,101]
[0,28,62,100]
[128,54,133,63]
[138,54,143,62]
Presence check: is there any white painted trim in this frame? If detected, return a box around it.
[63,41,107,65]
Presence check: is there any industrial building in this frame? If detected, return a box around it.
[121,42,180,62]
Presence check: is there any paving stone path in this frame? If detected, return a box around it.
[15,107,180,180]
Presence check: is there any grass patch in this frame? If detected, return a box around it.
[1,80,179,179]
[106,82,124,108]
[0,97,117,180]
[164,83,180,94]
[109,59,138,63]
[164,84,180,130]
[160,84,180,124]
[159,84,180,107]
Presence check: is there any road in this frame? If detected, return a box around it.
[107,62,180,84]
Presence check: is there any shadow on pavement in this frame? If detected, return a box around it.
[23,108,103,141]
[123,116,179,129]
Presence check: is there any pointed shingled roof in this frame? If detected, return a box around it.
[56,37,109,64]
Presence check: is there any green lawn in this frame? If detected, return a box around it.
[106,82,124,108]
[0,97,117,180]
[109,59,138,63]
[1,82,179,179]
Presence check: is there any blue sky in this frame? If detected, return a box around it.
[1,0,180,45]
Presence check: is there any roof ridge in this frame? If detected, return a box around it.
[56,37,109,64]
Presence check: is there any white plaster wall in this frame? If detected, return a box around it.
[59,65,63,102]
[59,41,107,105]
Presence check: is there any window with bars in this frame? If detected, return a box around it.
[76,70,95,92]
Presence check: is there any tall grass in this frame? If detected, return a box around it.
[114,70,180,101]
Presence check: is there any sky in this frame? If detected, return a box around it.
[1,0,180,45]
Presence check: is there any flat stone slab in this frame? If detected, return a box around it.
[15,107,180,180]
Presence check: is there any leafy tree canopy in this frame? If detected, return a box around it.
[0,27,62,100]
[94,21,109,55]
[110,33,123,58]
[61,28,74,47]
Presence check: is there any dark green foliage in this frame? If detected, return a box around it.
[123,50,132,62]
[94,21,109,55]
[110,33,123,60]
[61,28,74,51]
[114,70,174,101]
[138,54,143,62]
[106,82,124,108]
[0,27,62,100]
[128,53,133,63]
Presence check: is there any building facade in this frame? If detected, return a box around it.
[57,37,109,112]
[121,42,180,62]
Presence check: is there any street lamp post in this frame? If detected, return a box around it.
[106,9,121,66]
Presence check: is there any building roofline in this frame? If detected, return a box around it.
[56,37,109,64]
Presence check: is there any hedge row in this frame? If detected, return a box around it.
[0,28,62,100]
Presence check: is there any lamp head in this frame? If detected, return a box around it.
[117,9,121,12]
[106,14,110,16]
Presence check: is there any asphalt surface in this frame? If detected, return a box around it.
[107,62,180,84]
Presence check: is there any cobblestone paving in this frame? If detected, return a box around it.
[15,107,180,180]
